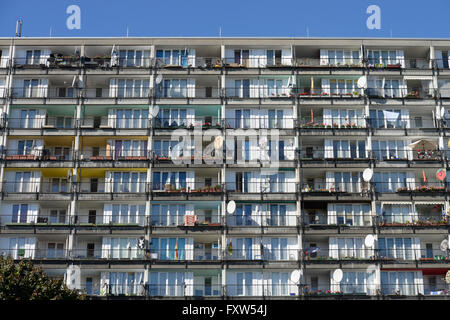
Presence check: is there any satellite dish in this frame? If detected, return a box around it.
[290,270,301,283]
[72,76,78,88]
[440,239,449,252]
[259,136,267,149]
[138,236,146,249]
[363,168,373,182]
[150,105,160,118]
[364,234,375,248]
[332,269,343,283]
[227,201,236,214]
[155,74,163,85]
[357,76,367,89]
[214,136,224,150]
[436,168,446,181]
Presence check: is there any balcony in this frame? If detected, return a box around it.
[225,248,299,262]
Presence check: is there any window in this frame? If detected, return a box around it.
[149,271,185,296]
[49,209,66,224]
[233,79,250,98]
[266,50,282,66]
[369,109,406,129]
[337,238,366,259]
[332,204,371,226]
[332,140,366,159]
[12,204,28,223]
[47,243,64,258]
[55,117,72,129]
[22,79,41,98]
[384,80,401,98]
[25,50,41,65]
[327,50,360,65]
[268,109,284,128]
[111,204,145,225]
[112,172,147,193]
[152,171,186,191]
[109,238,142,259]
[235,204,253,226]
[119,50,150,67]
[372,140,406,160]
[333,172,362,192]
[17,109,38,129]
[13,172,33,192]
[368,50,398,66]
[341,272,372,294]
[151,203,185,226]
[378,238,414,260]
[380,204,413,224]
[381,271,415,295]
[117,79,150,98]
[114,108,148,129]
[155,108,188,128]
[150,238,185,260]
[50,178,68,193]
[329,79,357,95]
[88,210,96,224]
[268,204,287,226]
[109,272,144,295]
[156,49,189,67]
[156,79,188,98]
[267,238,289,260]
[17,140,34,155]
[373,172,407,193]
[114,140,147,158]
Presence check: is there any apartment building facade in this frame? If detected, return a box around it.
[0,37,449,299]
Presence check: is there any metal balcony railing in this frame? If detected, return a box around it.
[224,182,297,193]
[150,213,221,227]
[377,214,448,227]
[4,149,74,161]
[226,214,298,227]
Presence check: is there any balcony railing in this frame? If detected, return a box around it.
[225,248,299,261]
[4,86,446,100]
[80,283,146,296]
[301,182,370,194]
[153,116,222,129]
[377,214,448,227]
[224,117,294,129]
[4,149,74,161]
[81,149,149,161]
[304,214,373,227]
[152,183,223,194]
[226,214,298,227]
[224,182,297,193]
[0,214,147,227]
[148,249,221,261]
[150,213,222,227]
[6,116,75,129]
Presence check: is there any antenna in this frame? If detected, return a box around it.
[126,26,129,37]
[49,26,52,37]
[306,27,309,38]
[219,26,222,38]
[15,19,23,37]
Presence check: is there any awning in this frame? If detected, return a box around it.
[408,139,438,150]
[381,202,413,206]
[403,76,433,80]
[413,201,445,205]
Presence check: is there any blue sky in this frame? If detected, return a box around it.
[0,0,449,38]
